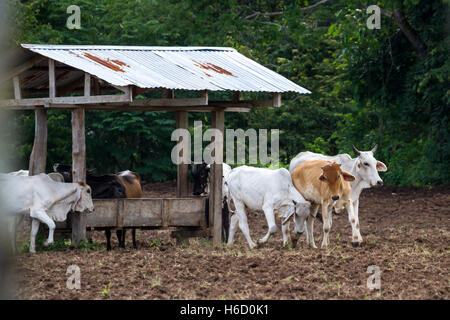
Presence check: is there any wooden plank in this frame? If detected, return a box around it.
[209,100,273,108]
[273,92,282,107]
[164,198,205,227]
[0,94,131,107]
[13,76,21,100]
[122,199,162,227]
[71,108,87,245]
[84,73,91,97]
[28,109,47,175]
[0,55,46,84]
[87,199,119,227]
[209,113,216,234]
[49,59,56,98]
[176,111,189,197]
[211,110,224,245]
[130,96,208,107]
[55,198,206,229]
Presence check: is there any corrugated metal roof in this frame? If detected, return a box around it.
[21,44,310,94]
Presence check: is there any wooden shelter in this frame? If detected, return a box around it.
[0,44,310,245]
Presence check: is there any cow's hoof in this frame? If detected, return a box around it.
[43,241,52,247]
[351,242,360,247]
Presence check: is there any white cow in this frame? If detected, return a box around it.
[226,166,310,249]
[0,173,94,253]
[7,170,29,176]
[288,145,387,246]
[7,170,65,183]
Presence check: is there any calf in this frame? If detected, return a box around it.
[53,164,142,250]
[226,166,310,249]
[291,160,360,249]
[0,173,93,253]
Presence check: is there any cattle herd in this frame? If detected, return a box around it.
[0,145,387,254]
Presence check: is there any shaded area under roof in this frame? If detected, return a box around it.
[21,44,311,94]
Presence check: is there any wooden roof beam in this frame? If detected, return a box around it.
[0,55,46,84]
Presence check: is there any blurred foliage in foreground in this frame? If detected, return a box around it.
[5,0,449,186]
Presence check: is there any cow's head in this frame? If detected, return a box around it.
[293,200,310,234]
[191,163,209,196]
[319,161,355,201]
[53,163,73,182]
[53,163,96,183]
[352,145,387,187]
[73,182,94,213]
[282,200,310,236]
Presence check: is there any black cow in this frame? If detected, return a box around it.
[53,163,136,250]
[191,163,230,243]
[191,163,210,196]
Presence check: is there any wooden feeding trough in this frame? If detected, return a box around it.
[56,197,207,229]
[0,44,310,246]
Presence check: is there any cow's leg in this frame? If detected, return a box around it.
[8,216,18,254]
[222,204,230,243]
[281,219,291,247]
[321,203,332,249]
[86,227,93,244]
[352,199,363,245]
[31,210,56,247]
[132,228,137,249]
[234,201,257,249]
[105,228,112,251]
[306,204,319,248]
[29,218,40,253]
[347,199,362,247]
[227,212,239,246]
[116,229,125,248]
[257,205,276,245]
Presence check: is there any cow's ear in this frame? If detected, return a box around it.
[342,171,355,182]
[376,161,387,172]
[319,175,327,182]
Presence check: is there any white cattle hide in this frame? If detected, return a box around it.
[226,166,310,249]
[0,173,94,253]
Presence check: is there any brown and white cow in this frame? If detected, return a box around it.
[290,160,361,249]
[53,164,143,250]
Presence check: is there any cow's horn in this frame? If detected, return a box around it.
[352,145,361,156]
[371,144,378,154]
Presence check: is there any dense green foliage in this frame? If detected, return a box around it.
[6,0,449,185]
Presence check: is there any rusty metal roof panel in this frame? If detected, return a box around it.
[21,44,311,93]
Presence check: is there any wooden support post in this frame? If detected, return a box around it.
[272,92,282,107]
[176,111,189,197]
[13,76,21,100]
[84,73,91,97]
[210,110,224,245]
[28,109,47,175]
[71,108,87,245]
[49,59,56,98]
[232,91,240,103]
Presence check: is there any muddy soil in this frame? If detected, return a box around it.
[11,184,450,300]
